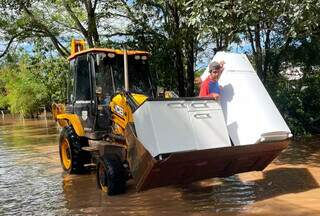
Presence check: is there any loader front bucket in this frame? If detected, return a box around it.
[125,126,289,191]
[125,98,291,191]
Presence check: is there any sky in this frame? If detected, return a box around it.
[0,37,253,71]
[196,41,252,70]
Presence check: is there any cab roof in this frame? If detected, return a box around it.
[67,48,149,61]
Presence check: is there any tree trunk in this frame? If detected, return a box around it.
[273,37,292,75]
[186,33,195,96]
[254,24,264,82]
[263,28,271,82]
[175,47,185,97]
[85,0,100,47]
[171,3,185,97]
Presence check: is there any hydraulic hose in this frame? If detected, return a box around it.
[124,91,139,112]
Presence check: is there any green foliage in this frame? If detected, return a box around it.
[195,68,205,78]
[0,58,47,116]
[121,0,202,96]
[266,72,320,136]
[0,51,68,117]
[267,76,305,135]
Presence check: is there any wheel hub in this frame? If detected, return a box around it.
[61,138,72,169]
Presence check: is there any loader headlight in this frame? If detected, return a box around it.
[141,56,147,60]
[108,53,115,58]
[134,55,141,60]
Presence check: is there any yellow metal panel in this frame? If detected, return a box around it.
[71,39,86,55]
[52,103,65,120]
[109,92,148,136]
[112,114,127,128]
[132,93,148,105]
[112,117,126,136]
[52,103,69,128]
[57,114,85,137]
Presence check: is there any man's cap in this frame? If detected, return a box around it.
[209,61,221,72]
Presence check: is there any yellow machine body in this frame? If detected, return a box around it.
[109,93,148,136]
[53,93,148,138]
[53,41,150,139]
[52,103,84,137]
[70,38,86,55]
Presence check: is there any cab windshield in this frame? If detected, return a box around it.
[94,53,154,99]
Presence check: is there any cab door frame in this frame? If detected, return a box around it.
[72,54,96,132]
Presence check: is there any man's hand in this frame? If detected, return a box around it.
[210,93,220,100]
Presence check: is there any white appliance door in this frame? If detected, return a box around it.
[133,100,231,157]
[201,52,291,145]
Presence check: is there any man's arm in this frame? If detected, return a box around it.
[218,60,225,80]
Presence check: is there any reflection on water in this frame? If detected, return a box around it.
[0,117,66,215]
[0,116,320,215]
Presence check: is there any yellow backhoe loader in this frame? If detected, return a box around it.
[53,39,291,196]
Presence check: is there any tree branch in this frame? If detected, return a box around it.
[21,4,69,56]
[93,0,98,11]
[0,34,19,58]
[84,0,100,46]
[107,12,129,19]
[247,25,256,54]
[119,0,166,40]
[54,20,83,33]
[62,0,90,43]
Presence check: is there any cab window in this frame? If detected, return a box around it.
[75,55,91,100]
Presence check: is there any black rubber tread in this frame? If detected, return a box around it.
[96,155,126,196]
[59,126,91,174]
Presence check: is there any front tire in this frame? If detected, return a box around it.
[96,155,126,196]
[59,126,91,174]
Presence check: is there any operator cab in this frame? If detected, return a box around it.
[67,49,154,137]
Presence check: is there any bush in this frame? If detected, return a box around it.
[266,72,320,136]
[0,53,68,117]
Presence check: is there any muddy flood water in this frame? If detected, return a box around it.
[0,117,320,216]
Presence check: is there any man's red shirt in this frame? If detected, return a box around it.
[199,77,211,97]
[199,77,220,97]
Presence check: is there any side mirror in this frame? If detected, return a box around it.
[165,91,179,98]
[96,86,102,95]
[70,94,74,102]
[96,53,106,66]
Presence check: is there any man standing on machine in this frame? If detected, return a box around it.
[199,61,225,99]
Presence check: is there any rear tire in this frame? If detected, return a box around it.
[96,155,126,196]
[59,126,91,174]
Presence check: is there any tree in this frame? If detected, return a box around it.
[0,48,68,117]
[0,56,48,117]
[120,0,201,96]
[187,0,320,82]
[0,0,124,58]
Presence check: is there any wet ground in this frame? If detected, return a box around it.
[0,117,320,216]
